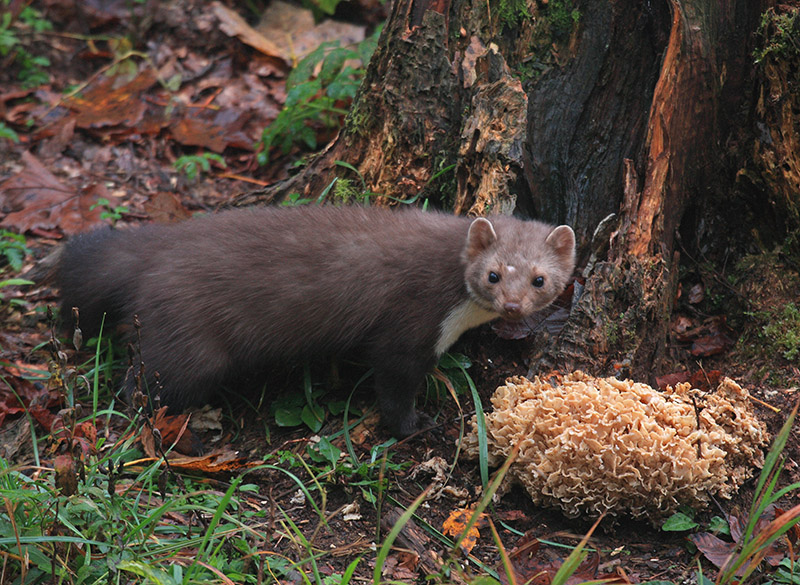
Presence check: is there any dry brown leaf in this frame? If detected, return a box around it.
[141,407,204,457]
[65,71,157,129]
[655,370,691,390]
[168,107,254,152]
[691,508,792,575]
[54,441,80,496]
[501,533,626,585]
[690,532,739,574]
[256,1,366,61]
[688,282,705,304]
[0,151,103,235]
[380,552,419,581]
[0,362,53,428]
[212,1,288,63]
[161,449,261,474]
[143,191,192,224]
[51,412,98,457]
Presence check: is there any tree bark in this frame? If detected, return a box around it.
[234,0,781,379]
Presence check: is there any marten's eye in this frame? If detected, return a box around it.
[488,272,500,284]
[532,276,545,288]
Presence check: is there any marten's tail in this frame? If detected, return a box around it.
[55,228,133,336]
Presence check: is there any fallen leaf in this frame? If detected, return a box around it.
[150,449,261,474]
[141,407,204,457]
[776,507,800,546]
[341,501,362,522]
[0,362,58,429]
[0,151,103,235]
[656,369,722,391]
[168,107,255,152]
[51,410,98,457]
[212,1,289,63]
[381,551,418,581]
[656,371,691,390]
[64,70,157,129]
[443,506,485,555]
[186,405,223,433]
[672,315,735,357]
[692,508,791,575]
[37,117,76,159]
[28,405,56,431]
[690,532,738,573]
[143,191,192,224]
[672,315,695,341]
[80,0,131,25]
[690,333,734,357]
[500,533,622,585]
[496,509,528,522]
[688,369,722,391]
[256,0,366,61]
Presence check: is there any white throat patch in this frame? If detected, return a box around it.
[435,300,499,356]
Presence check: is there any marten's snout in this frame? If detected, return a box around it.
[502,301,523,319]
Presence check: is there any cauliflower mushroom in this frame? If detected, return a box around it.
[463,372,769,521]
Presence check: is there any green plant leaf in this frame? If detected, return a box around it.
[709,515,730,535]
[315,436,341,467]
[298,124,318,150]
[662,511,698,531]
[0,122,19,142]
[327,66,360,100]
[438,352,472,370]
[312,0,342,16]
[288,42,336,89]
[302,402,325,432]
[319,47,351,85]
[286,77,322,107]
[274,406,303,427]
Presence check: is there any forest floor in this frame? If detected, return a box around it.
[1,1,799,584]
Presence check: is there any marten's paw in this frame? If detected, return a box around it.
[390,411,437,439]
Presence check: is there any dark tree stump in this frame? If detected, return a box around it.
[235,0,784,377]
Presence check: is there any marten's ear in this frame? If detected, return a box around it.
[465,218,498,259]
[545,225,576,263]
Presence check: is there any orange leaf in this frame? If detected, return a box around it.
[443,506,485,555]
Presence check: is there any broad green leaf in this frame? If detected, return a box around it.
[662,511,698,531]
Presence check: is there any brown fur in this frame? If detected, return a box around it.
[57,206,575,437]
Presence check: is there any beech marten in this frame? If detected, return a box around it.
[56,206,576,437]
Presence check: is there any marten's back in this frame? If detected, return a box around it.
[59,206,470,357]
